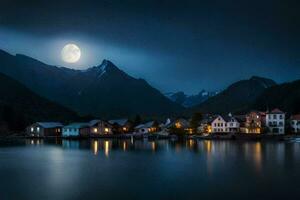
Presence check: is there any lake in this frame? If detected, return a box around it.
[0,138,300,200]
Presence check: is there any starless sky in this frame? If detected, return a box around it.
[0,0,299,94]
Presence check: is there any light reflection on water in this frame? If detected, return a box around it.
[1,139,300,199]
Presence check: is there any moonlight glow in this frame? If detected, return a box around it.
[61,44,81,63]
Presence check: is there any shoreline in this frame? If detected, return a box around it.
[1,133,300,141]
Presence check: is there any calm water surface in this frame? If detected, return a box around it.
[0,138,300,200]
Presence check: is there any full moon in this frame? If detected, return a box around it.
[61,44,81,63]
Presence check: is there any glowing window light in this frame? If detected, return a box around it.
[175,122,181,128]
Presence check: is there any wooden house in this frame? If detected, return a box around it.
[27,122,63,137]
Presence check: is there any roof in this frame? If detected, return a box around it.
[268,108,284,114]
[89,119,101,126]
[109,119,129,126]
[63,123,90,129]
[212,115,239,123]
[36,122,63,128]
[135,121,156,129]
[291,115,300,121]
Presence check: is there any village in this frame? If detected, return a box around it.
[26,108,300,139]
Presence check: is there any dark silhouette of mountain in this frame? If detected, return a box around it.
[190,76,276,114]
[251,79,300,114]
[0,50,183,118]
[0,73,78,132]
[165,90,218,107]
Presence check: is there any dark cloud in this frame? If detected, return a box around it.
[0,0,299,93]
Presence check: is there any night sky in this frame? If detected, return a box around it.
[0,0,299,94]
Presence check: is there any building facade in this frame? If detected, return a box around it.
[62,123,90,137]
[27,122,63,137]
[266,109,285,134]
[290,115,300,133]
[243,111,263,134]
[211,115,240,133]
[89,120,113,136]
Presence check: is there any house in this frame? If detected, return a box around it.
[108,119,132,134]
[211,114,240,133]
[241,111,264,134]
[266,108,285,134]
[197,116,215,134]
[89,120,113,136]
[290,115,300,133]
[27,122,63,137]
[134,121,159,134]
[167,118,192,133]
[62,123,90,137]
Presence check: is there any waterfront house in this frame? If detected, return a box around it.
[27,122,63,137]
[62,123,90,137]
[211,114,240,133]
[166,118,192,133]
[290,115,300,133]
[266,108,285,134]
[197,116,215,134]
[108,119,132,134]
[89,120,113,136]
[241,111,264,134]
[134,121,159,134]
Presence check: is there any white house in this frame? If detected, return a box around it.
[266,108,285,134]
[211,115,227,133]
[211,114,240,133]
[62,123,90,137]
[290,115,300,133]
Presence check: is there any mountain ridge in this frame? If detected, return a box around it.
[0,50,183,118]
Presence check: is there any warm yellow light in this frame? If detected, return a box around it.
[93,140,98,155]
[151,142,156,151]
[104,141,110,157]
[175,122,181,128]
[123,141,127,151]
[207,125,212,133]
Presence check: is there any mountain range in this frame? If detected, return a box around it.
[165,90,218,107]
[0,72,77,132]
[0,48,299,127]
[189,76,300,115]
[0,50,183,118]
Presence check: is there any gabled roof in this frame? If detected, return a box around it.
[109,119,129,126]
[212,115,239,123]
[36,122,63,128]
[291,114,300,121]
[135,121,156,129]
[63,123,90,129]
[89,120,101,126]
[268,108,284,114]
